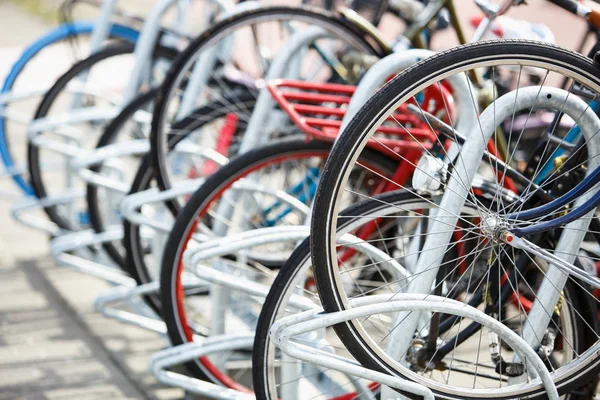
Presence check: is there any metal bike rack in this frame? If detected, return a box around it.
[0,3,449,400]
[48,224,168,332]
[95,281,168,334]
[11,189,84,235]
[71,140,227,193]
[93,215,404,342]
[149,335,256,400]
[0,85,124,200]
[95,165,328,332]
[49,226,134,286]
[94,219,316,334]
[12,0,264,291]
[144,224,411,399]
[384,86,600,388]
[5,3,573,397]
[271,294,560,400]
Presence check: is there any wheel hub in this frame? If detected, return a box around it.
[480,215,512,243]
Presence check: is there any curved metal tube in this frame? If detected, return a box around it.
[271,294,559,400]
[390,86,600,375]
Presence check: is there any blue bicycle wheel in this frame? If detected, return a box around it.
[0,20,138,195]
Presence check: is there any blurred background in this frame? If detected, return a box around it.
[0,0,597,399]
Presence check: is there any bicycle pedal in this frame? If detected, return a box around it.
[494,360,525,377]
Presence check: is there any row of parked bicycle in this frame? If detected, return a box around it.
[6,0,600,398]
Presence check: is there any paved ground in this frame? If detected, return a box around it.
[0,1,595,399]
[0,236,183,400]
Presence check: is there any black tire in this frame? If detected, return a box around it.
[1,28,137,196]
[122,91,256,311]
[252,231,312,400]
[311,40,600,399]
[160,137,395,383]
[88,86,255,269]
[27,42,178,231]
[254,189,598,399]
[86,88,159,268]
[150,5,389,203]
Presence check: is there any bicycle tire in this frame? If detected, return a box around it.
[160,137,396,385]
[27,42,177,231]
[149,5,389,211]
[312,40,600,399]
[255,189,598,399]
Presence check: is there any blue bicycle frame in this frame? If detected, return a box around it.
[262,166,320,227]
[509,160,600,236]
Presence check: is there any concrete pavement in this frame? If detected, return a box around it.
[0,166,183,399]
[0,200,183,400]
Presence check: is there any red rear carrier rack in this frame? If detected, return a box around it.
[267,79,437,156]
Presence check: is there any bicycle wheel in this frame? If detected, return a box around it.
[311,40,600,398]
[87,86,254,269]
[149,5,388,210]
[27,42,176,231]
[86,88,159,268]
[160,137,395,385]
[0,22,138,195]
[255,189,595,399]
[120,93,255,307]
